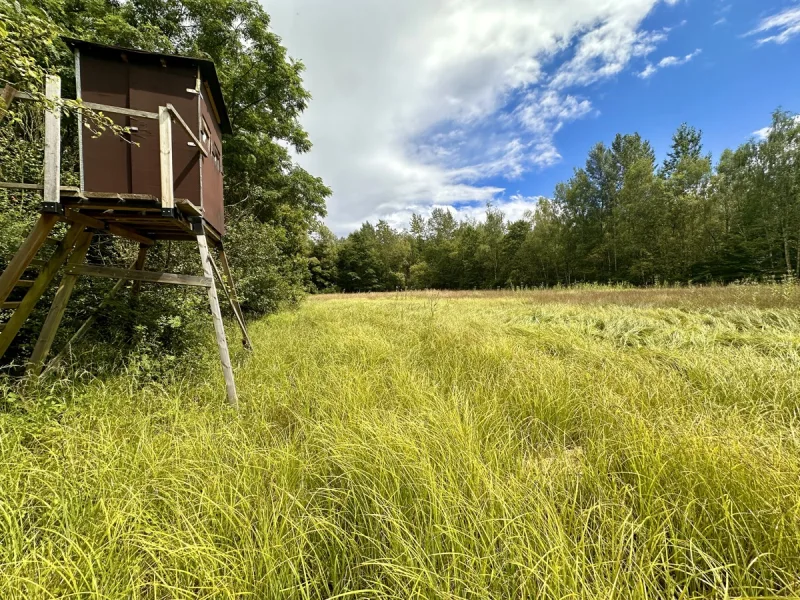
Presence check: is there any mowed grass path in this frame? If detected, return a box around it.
[2,286,800,598]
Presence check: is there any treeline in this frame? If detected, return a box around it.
[311,111,800,292]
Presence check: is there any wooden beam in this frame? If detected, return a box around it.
[43,75,61,211]
[68,205,162,213]
[28,231,94,375]
[198,234,238,407]
[66,264,212,287]
[0,84,17,123]
[203,222,222,245]
[0,222,85,359]
[15,280,34,288]
[140,233,197,241]
[12,91,33,101]
[76,192,160,201]
[0,182,43,191]
[159,106,174,212]
[202,81,222,128]
[63,209,155,246]
[82,101,157,120]
[0,214,58,306]
[75,48,84,192]
[2,302,21,310]
[208,252,252,350]
[0,183,81,193]
[176,198,203,217]
[166,104,208,157]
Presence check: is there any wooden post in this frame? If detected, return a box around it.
[0,222,85,359]
[158,106,174,216]
[27,231,94,375]
[41,250,146,377]
[42,75,62,213]
[74,48,85,191]
[130,244,150,299]
[0,214,58,306]
[198,234,238,407]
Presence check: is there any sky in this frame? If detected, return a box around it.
[261,0,800,235]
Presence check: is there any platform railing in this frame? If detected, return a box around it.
[0,75,207,218]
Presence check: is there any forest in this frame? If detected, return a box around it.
[314,113,800,292]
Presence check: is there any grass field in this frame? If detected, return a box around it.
[2,285,800,598]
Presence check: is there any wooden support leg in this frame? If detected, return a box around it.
[198,234,238,407]
[27,232,94,375]
[41,249,148,377]
[0,214,58,306]
[218,248,252,350]
[130,244,150,299]
[0,222,85,360]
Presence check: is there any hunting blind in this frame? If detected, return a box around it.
[0,39,251,406]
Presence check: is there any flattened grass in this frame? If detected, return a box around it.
[1,285,799,598]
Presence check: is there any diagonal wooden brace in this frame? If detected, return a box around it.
[27,231,95,375]
[0,222,86,360]
[41,247,148,377]
[0,214,59,307]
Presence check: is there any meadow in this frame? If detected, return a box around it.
[1,284,800,598]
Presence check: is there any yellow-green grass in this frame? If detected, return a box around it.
[2,285,800,598]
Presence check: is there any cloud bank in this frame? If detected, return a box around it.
[264,0,684,233]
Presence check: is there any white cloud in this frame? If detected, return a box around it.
[753,115,800,140]
[753,126,772,140]
[358,195,543,233]
[638,48,701,78]
[747,6,800,45]
[263,0,677,234]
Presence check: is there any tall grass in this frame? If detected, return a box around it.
[1,285,799,598]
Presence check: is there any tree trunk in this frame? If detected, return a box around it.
[783,232,793,276]
[796,235,800,278]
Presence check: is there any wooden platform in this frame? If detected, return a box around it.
[59,190,219,243]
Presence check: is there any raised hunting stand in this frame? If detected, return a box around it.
[0,39,251,407]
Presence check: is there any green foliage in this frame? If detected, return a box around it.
[2,286,800,597]
[307,223,339,292]
[323,109,800,292]
[224,215,307,313]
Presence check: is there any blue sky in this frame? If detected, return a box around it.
[512,1,800,201]
[263,0,800,234]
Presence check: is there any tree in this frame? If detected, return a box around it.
[308,224,339,292]
[661,123,704,177]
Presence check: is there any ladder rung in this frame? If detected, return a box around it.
[15,280,34,288]
[2,302,21,310]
